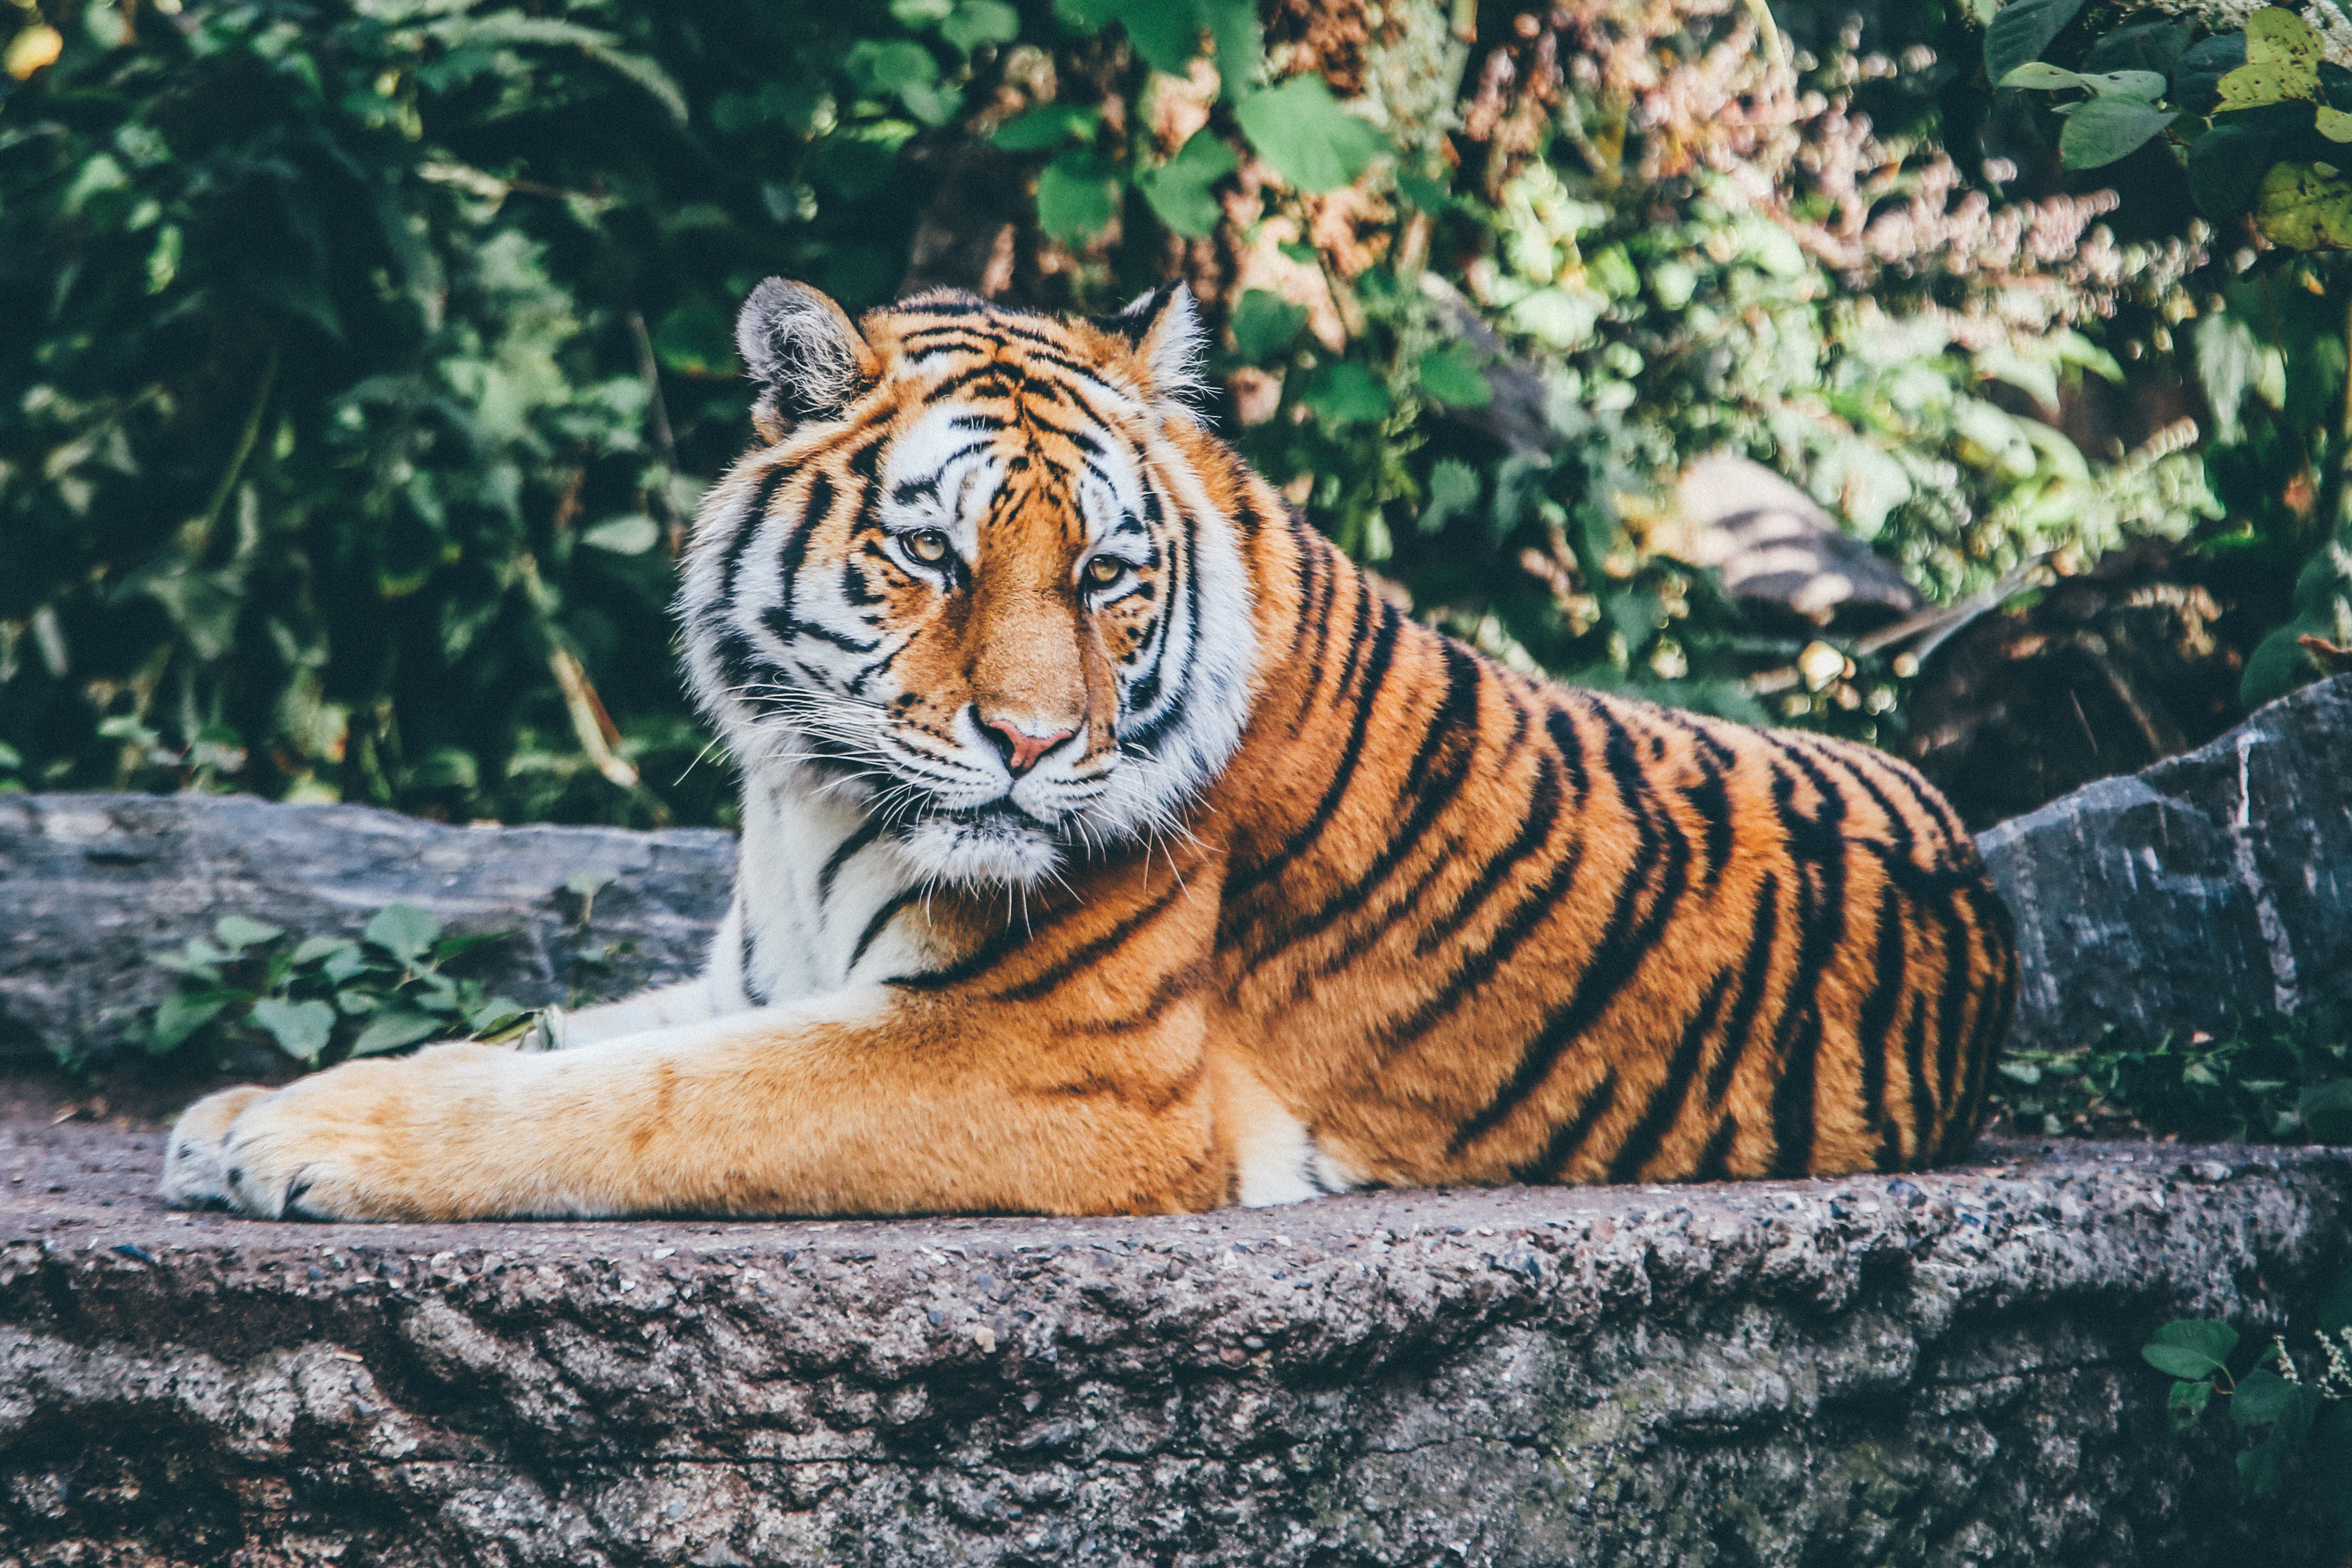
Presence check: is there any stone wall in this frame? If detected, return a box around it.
[2,1113,2343,1565]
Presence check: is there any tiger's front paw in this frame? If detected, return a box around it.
[158,1049,490,1220]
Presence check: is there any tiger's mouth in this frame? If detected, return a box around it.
[892,797,1065,886]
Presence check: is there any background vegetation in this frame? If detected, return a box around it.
[7,0,2317,835]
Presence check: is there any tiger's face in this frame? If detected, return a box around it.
[680,281,1257,887]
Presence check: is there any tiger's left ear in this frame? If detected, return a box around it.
[1100,283,1206,408]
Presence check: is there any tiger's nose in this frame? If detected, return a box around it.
[979,716,1077,776]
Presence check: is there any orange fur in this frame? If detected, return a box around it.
[160,287,2016,1222]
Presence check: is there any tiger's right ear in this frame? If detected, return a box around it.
[735,278,877,441]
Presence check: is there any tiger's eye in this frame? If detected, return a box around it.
[907,530,950,564]
[1085,555,1125,585]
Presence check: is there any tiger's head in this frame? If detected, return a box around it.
[680,279,1258,888]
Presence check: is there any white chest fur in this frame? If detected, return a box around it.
[714,767,933,1010]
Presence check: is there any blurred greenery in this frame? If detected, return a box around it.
[0,0,2336,831]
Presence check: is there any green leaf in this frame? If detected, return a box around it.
[2176,33,2250,112]
[1121,0,1209,74]
[1395,164,1452,211]
[2219,8,2324,109]
[406,746,479,792]
[249,996,336,1062]
[1035,153,1122,243]
[2302,1079,2352,1143]
[1418,344,1493,408]
[2059,99,2177,170]
[2233,1367,2318,1428]
[364,904,442,965]
[1418,458,1483,535]
[1985,0,2088,85]
[2143,1319,2239,1379]
[846,38,939,95]
[149,991,234,1053]
[1999,63,2167,101]
[212,914,283,952]
[891,0,955,27]
[465,996,533,1036]
[2083,20,2192,81]
[1199,0,1261,98]
[2318,1265,2352,1334]
[1233,76,1388,193]
[350,1008,447,1058]
[2166,1375,2213,1433]
[2189,118,2291,219]
[1230,288,1308,363]
[941,0,1021,53]
[582,517,662,555]
[2255,159,2352,248]
[289,935,358,967]
[1300,360,1390,427]
[991,103,1100,151]
[1134,130,1237,237]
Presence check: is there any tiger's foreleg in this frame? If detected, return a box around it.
[158,989,1222,1220]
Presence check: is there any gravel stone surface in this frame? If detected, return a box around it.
[2,1113,2342,1565]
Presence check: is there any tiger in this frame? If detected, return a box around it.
[159,278,2017,1222]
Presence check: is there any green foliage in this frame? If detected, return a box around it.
[127,905,534,1074]
[1985,1007,2352,1142]
[0,0,2291,836]
[2145,1266,2352,1548]
[1993,1,2352,709]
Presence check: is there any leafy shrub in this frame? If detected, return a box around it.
[1985,1007,2352,1143]
[129,904,535,1076]
[2145,1268,2352,1547]
[0,0,2247,824]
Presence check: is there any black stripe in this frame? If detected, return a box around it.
[1928,897,1975,1152]
[818,818,888,907]
[1758,745,1851,1179]
[1373,826,1584,1063]
[1244,642,1481,965]
[713,463,798,615]
[1448,703,1692,1158]
[1854,880,1906,1172]
[990,877,1191,1003]
[1514,1069,1619,1182]
[1703,869,1782,1105]
[1691,1113,1739,1182]
[1049,960,1211,1038]
[1605,967,1734,1182]
[1414,750,1562,957]
[1902,991,1934,1163]
[1225,594,1400,901]
[850,889,921,974]
[738,912,771,1006]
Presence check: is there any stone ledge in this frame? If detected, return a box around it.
[3,1114,2343,1565]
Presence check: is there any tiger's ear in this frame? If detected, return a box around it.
[736,278,877,441]
[1099,282,1206,408]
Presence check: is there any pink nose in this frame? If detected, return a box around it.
[981,718,1076,776]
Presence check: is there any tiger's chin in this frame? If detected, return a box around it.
[893,804,1066,887]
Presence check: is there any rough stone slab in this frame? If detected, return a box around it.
[1978,672,2352,1053]
[0,1120,2340,1565]
[0,793,736,1063]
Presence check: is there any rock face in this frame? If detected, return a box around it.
[1,1115,2342,1567]
[1977,672,2352,1055]
[0,793,736,1064]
